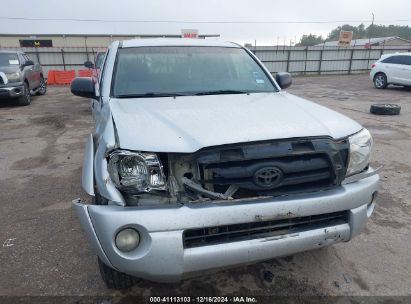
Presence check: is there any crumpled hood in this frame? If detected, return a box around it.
[109,92,362,153]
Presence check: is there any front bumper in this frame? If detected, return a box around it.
[0,83,24,98]
[74,170,379,283]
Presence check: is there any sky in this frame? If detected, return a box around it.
[0,0,411,45]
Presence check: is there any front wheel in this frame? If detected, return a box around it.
[93,190,109,205]
[17,82,31,106]
[374,73,388,89]
[98,257,134,289]
[36,76,47,95]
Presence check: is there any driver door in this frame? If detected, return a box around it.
[20,54,36,89]
[398,55,411,86]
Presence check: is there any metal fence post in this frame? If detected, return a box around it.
[318,49,323,75]
[85,36,90,61]
[286,48,291,72]
[348,48,354,75]
[34,48,41,65]
[61,49,66,71]
[304,47,308,75]
[367,45,372,70]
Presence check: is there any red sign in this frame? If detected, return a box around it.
[181,29,199,39]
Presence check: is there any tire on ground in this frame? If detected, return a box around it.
[36,76,47,95]
[17,82,31,106]
[370,104,401,115]
[98,257,134,289]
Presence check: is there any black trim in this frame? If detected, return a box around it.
[183,210,349,248]
[192,138,349,199]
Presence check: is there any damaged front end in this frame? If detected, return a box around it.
[98,137,351,206]
[78,120,380,283]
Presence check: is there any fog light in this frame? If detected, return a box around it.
[115,228,140,252]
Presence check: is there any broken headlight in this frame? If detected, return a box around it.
[108,150,166,193]
[346,128,373,176]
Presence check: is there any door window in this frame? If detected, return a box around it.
[382,55,410,65]
[400,56,411,66]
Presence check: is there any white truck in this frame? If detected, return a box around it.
[71,39,379,289]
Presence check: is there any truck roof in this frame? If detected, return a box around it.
[120,38,240,49]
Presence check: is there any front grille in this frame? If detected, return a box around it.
[194,138,349,198]
[183,210,349,248]
[205,154,333,194]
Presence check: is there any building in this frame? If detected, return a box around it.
[316,36,411,48]
[0,33,220,48]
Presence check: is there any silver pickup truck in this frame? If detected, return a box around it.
[71,39,379,289]
[0,50,46,105]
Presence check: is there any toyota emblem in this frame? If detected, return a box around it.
[253,167,283,188]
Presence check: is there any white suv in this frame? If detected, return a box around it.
[370,53,411,89]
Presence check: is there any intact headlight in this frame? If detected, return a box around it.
[346,128,373,176]
[5,72,21,82]
[108,150,166,193]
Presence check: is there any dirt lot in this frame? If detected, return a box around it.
[0,74,410,297]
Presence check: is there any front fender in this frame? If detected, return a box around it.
[82,134,95,196]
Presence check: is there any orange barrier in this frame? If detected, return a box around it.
[78,69,93,77]
[54,70,76,85]
[47,70,56,85]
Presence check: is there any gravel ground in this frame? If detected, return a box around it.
[0,74,410,297]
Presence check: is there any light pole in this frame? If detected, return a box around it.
[367,13,375,69]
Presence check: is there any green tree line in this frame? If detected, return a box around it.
[297,24,411,46]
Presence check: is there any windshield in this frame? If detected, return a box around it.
[0,53,19,67]
[112,46,277,97]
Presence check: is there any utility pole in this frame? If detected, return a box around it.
[367,13,375,69]
[368,13,375,47]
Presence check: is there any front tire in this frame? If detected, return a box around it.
[17,82,31,106]
[374,73,388,89]
[98,257,134,289]
[93,190,109,205]
[36,76,47,95]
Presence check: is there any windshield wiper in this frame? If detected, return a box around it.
[194,90,250,96]
[115,92,188,98]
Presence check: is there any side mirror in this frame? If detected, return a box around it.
[71,77,95,98]
[23,60,35,67]
[84,61,95,69]
[275,72,292,90]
